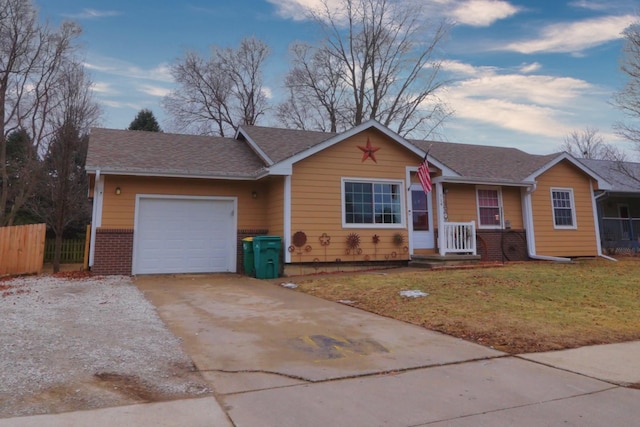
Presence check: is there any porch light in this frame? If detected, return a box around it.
[252,191,258,199]
[115,187,121,195]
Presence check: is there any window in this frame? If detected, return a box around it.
[343,179,404,227]
[476,187,502,228]
[551,188,576,229]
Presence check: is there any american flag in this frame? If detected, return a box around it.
[417,153,432,193]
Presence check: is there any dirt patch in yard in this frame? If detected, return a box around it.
[0,275,210,419]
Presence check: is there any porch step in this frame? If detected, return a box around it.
[409,254,482,269]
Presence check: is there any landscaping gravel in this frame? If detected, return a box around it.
[0,274,210,418]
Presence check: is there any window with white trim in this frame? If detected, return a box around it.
[551,188,576,229]
[342,179,404,227]
[476,187,502,228]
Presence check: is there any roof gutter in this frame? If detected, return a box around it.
[433,176,536,187]
[84,168,262,181]
[522,183,572,263]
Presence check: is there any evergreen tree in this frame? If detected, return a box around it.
[128,109,162,132]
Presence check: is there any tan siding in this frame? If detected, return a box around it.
[442,184,523,229]
[502,187,523,229]
[531,161,598,256]
[267,176,285,236]
[290,129,418,262]
[101,176,269,230]
[443,184,477,223]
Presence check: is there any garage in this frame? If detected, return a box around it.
[133,196,237,274]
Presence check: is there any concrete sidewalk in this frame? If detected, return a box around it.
[520,340,640,386]
[0,397,232,427]
[5,340,636,427]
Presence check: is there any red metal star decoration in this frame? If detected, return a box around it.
[358,138,380,163]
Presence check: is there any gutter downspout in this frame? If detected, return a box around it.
[436,182,446,256]
[593,187,617,262]
[523,183,572,263]
[284,175,292,264]
[89,170,103,268]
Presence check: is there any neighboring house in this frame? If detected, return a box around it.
[578,158,640,253]
[85,120,611,276]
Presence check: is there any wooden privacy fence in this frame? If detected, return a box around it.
[0,223,46,276]
[44,239,86,263]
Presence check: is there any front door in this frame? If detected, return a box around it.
[410,184,434,250]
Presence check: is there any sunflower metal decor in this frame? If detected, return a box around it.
[292,231,308,247]
[346,232,361,249]
[392,233,405,246]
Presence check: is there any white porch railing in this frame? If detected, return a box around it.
[440,221,476,255]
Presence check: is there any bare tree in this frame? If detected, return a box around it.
[614,17,640,151]
[27,62,100,272]
[560,127,623,160]
[277,0,451,138]
[162,36,270,137]
[0,0,82,225]
[276,42,348,132]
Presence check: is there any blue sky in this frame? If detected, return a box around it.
[37,0,638,155]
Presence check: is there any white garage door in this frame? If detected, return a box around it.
[133,197,236,274]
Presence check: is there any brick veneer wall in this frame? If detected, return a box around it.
[237,229,269,274]
[92,228,134,275]
[476,229,528,262]
[93,228,275,276]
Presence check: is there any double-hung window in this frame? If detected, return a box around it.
[551,188,576,229]
[342,179,404,227]
[476,187,502,228]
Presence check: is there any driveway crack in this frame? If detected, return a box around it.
[410,386,621,426]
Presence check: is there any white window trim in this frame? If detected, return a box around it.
[550,187,577,230]
[476,186,503,229]
[341,177,405,229]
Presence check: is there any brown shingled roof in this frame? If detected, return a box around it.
[241,124,558,182]
[87,124,563,184]
[411,139,558,181]
[239,125,335,164]
[578,158,640,193]
[86,128,266,178]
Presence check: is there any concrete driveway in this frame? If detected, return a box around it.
[136,273,640,427]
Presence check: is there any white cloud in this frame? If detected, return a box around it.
[100,100,142,110]
[519,62,541,73]
[91,82,115,94]
[454,74,591,107]
[449,0,519,27]
[138,85,171,97]
[441,60,496,76]
[268,0,518,27]
[438,62,600,140]
[502,15,636,54]
[449,95,572,138]
[84,58,173,83]
[262,86,273,99]
[569,0,637,14]
[61,9,121,19]
[267,0,337,21]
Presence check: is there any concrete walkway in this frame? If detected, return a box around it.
[521,341,640,386]
[2,274,639,426]
[0,397,232,427]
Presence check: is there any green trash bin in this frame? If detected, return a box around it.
[253,235,281,279]
[242,237,255,277]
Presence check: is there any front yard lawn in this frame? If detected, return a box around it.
[293,258,640,353]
